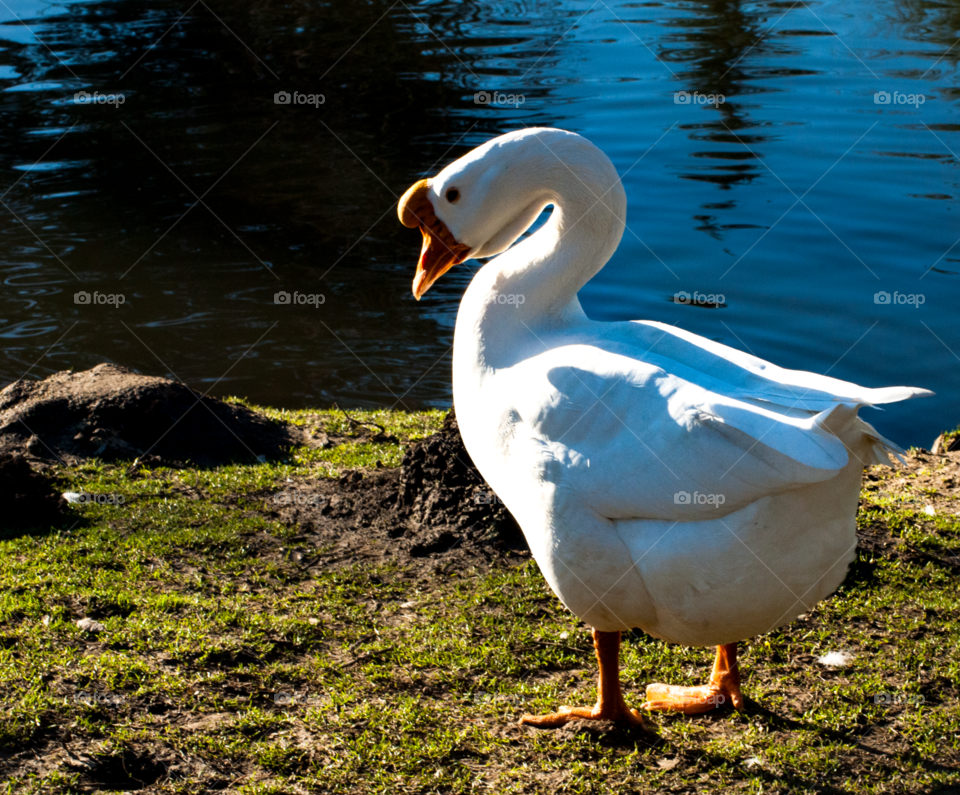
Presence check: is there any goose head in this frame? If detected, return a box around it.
[398,128,622,300]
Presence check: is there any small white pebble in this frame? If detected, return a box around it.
[816,651,853,668]
[559,631,569,640]
[76,618,106,633]
[923,505,936,516]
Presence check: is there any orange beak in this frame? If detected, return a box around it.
[398,178,471,300]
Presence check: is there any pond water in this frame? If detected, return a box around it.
[0,0,957,447]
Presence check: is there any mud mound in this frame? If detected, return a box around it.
[0,453,65,530]
[266,409,527,571]
[396,409,525,553]
[0,364,296,466]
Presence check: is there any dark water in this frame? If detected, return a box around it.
[0,0,957,447]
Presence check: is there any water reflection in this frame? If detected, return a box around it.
[664,0,786,193]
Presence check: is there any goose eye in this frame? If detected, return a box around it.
[445,188,460,203]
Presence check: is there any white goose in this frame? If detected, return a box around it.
[398,128,931,728]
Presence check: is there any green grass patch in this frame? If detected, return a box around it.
[0,409,957,793]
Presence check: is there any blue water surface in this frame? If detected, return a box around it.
[0,0,956,447]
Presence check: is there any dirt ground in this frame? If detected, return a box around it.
[0,365,528,568]
[262,410,530,574]
[858,448,960,573]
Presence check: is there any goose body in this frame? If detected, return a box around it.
[399,127,931,724]
[455,310,893,646]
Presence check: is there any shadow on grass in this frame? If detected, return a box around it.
[0,515,89,542]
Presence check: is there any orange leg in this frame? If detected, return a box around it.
[520,629,648,729]
[641,643,745,715]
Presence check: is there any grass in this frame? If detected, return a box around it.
[0,409,958,794]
